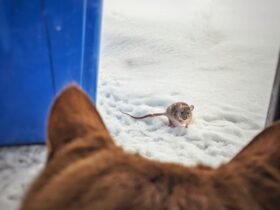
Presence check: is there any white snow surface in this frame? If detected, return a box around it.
[1,0,280,209]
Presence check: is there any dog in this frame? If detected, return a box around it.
[20,85,280,210]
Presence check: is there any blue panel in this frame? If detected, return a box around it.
[43,0,83,92]
[0,0,54,145]
[82,0,102,102]
[44,0,102,99]
[0,0,102,146]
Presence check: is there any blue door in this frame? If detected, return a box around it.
[0,0,102,145]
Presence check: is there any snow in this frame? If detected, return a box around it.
[0,147,46,210]
[1,0,280,209]
[98,0,279,166]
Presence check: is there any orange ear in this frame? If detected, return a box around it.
[47,85,110,156]
[231,121,280,165]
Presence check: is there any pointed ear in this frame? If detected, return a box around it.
[47,85,110,156]
[190,105,194,111]
[232,121,280,165]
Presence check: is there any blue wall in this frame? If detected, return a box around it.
[0,0,102,145]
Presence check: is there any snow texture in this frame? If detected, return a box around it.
[1,0,280,209]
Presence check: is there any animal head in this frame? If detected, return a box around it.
[177,103,194,121]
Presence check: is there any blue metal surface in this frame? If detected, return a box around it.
[0,0,102,145]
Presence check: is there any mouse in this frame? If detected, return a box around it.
[121,102,194,128]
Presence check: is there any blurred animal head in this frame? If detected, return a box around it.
[20,85,280,210]
[177,103,194,121]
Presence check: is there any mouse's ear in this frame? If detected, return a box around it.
[47,85,112,158]
[190,105,194,111]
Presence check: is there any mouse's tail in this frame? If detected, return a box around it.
[121,111,166,119]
